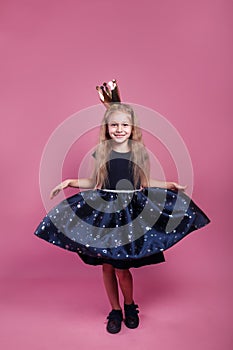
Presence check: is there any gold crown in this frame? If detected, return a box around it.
[96,79,121,108]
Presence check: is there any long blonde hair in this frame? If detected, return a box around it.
[94,103,150,188]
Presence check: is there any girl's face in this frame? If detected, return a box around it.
[107,112,132,145]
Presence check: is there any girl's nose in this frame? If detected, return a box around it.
[116,124,122,132]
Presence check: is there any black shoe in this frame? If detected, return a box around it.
[124,302,139,329]
[106,309,123,334]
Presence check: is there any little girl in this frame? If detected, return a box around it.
[34,80,210,334]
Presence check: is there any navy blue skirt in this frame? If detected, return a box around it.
[34,187,210,269]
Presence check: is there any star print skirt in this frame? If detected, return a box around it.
[34,187,210,269]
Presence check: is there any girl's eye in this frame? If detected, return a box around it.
[109,123,130,127]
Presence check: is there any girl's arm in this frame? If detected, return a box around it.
[149,179,187,191]
[50,178,95,199]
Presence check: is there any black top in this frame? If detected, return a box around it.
[93,150,139,190]
[106,150,137,190]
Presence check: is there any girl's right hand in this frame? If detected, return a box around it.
[50,179,71,199]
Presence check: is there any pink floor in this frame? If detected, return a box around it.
[1,217,232,349]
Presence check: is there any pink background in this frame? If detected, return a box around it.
[1,0,232,349]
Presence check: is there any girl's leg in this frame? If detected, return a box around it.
[102,264,121,310]
[116,268,139,329]
[115,268,133,304]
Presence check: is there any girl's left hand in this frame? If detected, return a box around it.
[167,182,187,191]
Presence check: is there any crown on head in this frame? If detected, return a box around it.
[96,79,121,109]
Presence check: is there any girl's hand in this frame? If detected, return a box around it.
[50,179,71,199]
[167,182,187,191]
